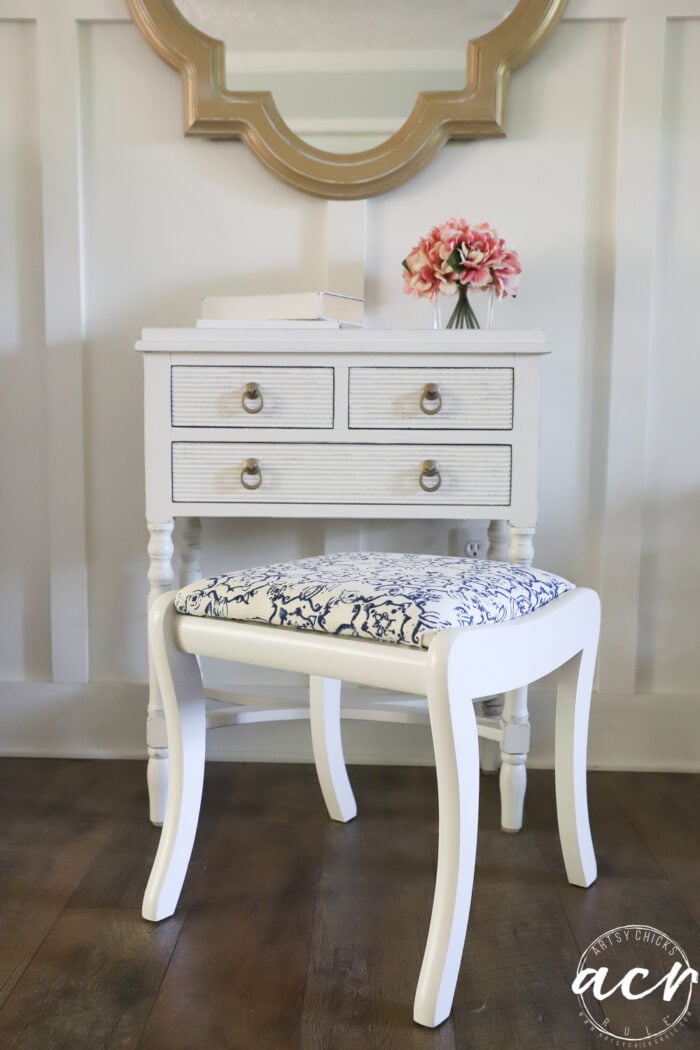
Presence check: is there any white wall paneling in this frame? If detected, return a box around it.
[36,6,92,683]
[0,14,51,682]
[0,0,698,770]
[595,14,667,697]
[637,15,700,696]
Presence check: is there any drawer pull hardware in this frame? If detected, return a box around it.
[420,383,442,415]
[241,458,263,490]
[242,382,264,414]
[419,459,442,493]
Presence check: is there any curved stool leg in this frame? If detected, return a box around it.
[143,594,206,922]
[309,676,357,823]
[554,622,599,888]
[413,641,480,1028]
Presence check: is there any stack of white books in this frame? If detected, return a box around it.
[197,291,365,329]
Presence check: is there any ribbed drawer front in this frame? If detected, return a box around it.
[348,367,513,429]
[171,366,334,428]
[172,442,511,505]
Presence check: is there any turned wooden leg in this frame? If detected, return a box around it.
[179,516,202,587]
[499,686,531,833]
[477,519,511,773]
[143,593,206,921]
[147,519,175,826]
[414,635,480,1028]
[476,695,502,774]
[495,522,536,831]
[508,523,535,567]
[309,676,357,823]
[487,518,509,561]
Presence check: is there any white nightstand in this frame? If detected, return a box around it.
[137,326,550,825]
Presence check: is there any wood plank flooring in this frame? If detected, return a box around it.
[0,759,698,1049]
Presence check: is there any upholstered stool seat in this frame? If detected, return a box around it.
[143,552,600,1029]
[174,551,575,647]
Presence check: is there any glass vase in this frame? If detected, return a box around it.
[432,287,496,329]
[446,284,480,329]
[485,286,496,329]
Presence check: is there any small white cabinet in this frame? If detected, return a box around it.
[137,326,550,824]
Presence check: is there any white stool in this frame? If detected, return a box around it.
[142,553,600,1028]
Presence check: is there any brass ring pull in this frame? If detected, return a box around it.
[240,458,263,490]
[420,382,442,416]
[419,459,442,493]
[242,382,264,414]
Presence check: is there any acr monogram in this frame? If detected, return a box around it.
[572,925,697,1045]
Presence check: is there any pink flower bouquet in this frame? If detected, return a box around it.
[402,219,521,328]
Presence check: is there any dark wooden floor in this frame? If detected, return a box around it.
[0,759,698,1050]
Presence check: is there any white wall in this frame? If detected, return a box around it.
[1,0,698,771]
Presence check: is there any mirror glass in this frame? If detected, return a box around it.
[175,1,518,152]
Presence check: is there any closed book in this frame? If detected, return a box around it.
[195,319,341,329]
[201,291,364,326]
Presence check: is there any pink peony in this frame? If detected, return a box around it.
[402,240,458,301]
[403,219,521,301]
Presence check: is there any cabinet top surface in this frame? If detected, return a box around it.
[136,328,550,355]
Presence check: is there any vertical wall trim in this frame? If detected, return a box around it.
[597,13,667,695]
[36,7,89,683]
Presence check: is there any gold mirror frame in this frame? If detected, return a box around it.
[127,0,568,199]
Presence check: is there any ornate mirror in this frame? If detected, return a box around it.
[127,0,567,199]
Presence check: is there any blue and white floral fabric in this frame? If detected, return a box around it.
[174,552,574,649]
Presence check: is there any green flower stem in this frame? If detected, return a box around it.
[446,284,480,329]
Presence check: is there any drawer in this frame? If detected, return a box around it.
[171,366,334,428]
[348,367,513,429]
[172,442,512,506]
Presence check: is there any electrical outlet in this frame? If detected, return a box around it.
[448,526,487,559]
